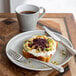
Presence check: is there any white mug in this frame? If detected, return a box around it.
[15,4,45,31]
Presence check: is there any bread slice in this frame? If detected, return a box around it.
[23,49,52,62]
[23,41,58,62]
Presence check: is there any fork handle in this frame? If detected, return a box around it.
[60,41,76,55]
[46,63,64,73]
[29,58,64,72]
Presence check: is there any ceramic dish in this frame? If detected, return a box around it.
[6,30,72,71]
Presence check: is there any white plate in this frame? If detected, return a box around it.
[6,30,72,71]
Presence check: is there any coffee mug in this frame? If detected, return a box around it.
[15,4,45,31]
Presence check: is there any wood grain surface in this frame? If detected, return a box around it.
[0,13,76,76]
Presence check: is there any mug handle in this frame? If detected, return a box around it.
[38,7,45,19]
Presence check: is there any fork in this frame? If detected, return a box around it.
[43,26,76,55]
[8,49,64,73]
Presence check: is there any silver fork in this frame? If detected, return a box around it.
[8,49,64,73]
[43,26,76,55]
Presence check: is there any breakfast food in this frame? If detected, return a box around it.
[23,35,58,62]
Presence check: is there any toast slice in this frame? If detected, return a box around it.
[23,49,52,62]
[22,35,58,62]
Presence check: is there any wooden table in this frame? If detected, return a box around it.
[0,13,76,76]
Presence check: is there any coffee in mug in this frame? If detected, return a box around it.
[20,11,36,14]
